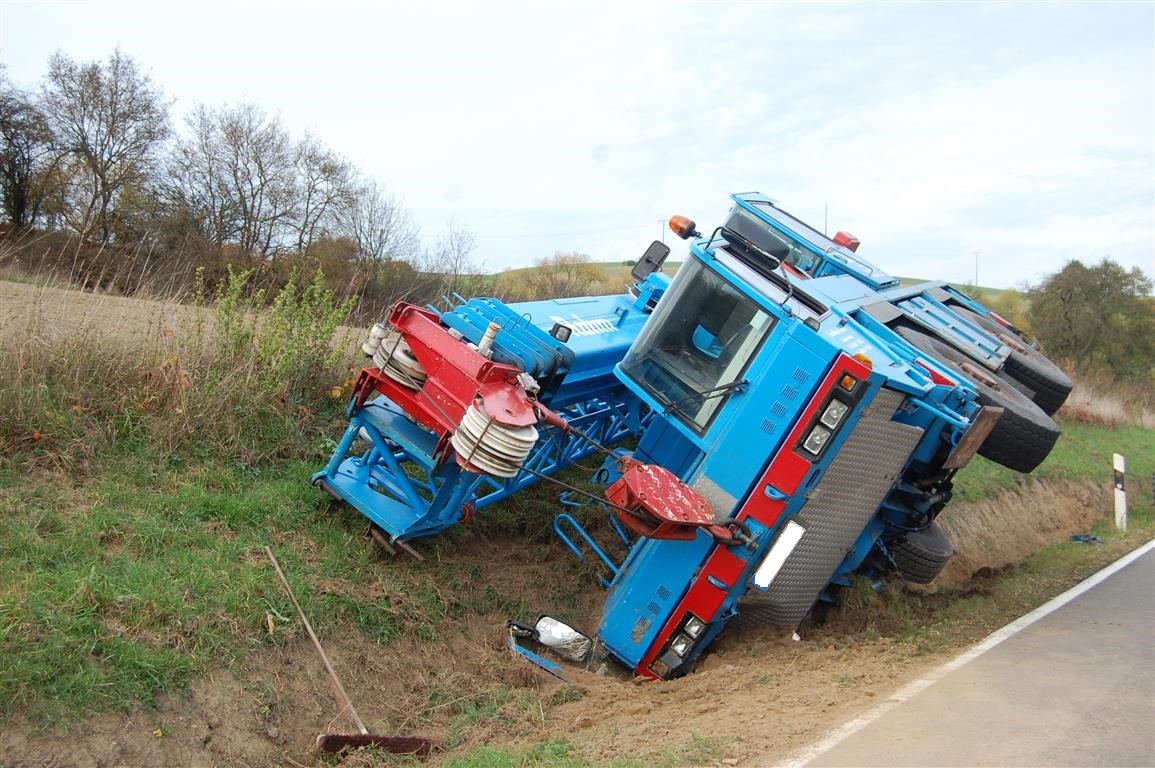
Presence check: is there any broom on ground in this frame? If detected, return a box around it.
[264,546,435,756]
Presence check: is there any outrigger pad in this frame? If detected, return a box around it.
[605,459,717,540]
[314,733,435,755]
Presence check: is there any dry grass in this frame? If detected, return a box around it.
[937,478,1108,584]
[0,272,359,470]
[1059,377,1155,429]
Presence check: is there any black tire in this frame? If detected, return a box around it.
[895,325,1060,473]
[949,306,1072,415]
[891,522,953,584]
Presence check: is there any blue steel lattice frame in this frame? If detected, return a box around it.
[312,392,649,546]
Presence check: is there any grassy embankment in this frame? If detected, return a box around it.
[0,269,594,741]
[0,269,1152,766]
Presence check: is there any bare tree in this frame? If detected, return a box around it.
[165,105,238,248]
[341,178,419,264]
[220,104,295,260]
[165,103,296,262]
[0,72,62,229]
[41,48,169,243]
[425,218,480,300]
[293,134,356,253]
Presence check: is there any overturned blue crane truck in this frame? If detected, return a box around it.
[313,193,1068,680]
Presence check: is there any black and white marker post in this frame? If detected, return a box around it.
[1113,453,1127,531]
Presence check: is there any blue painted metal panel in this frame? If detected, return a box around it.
[691,324,828,504]
[438,287,664,409]
[505,294,653,406]
[313,193,997,680]
[892,292,1007,370]
[313,391,646,543]
[725,193,1013,375]
[633,417,704,480]
[613,244,973,501]
[803,274,881,305]
[598,533,714,668]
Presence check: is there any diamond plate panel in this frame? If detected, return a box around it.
[740,388,923,626]
[694,474,739,518]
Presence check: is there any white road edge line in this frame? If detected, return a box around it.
[780,536,1155,768]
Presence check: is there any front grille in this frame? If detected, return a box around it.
[740,388,922,626]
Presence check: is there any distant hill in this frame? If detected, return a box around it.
[498,261,683,282]
[494,261,1017,309]
[896,277,1017,302]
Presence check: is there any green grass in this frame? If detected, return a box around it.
[0,458,585,725]
[2,264,1150,760]
[441,740,628,768]
[439,733,725,768]
[0,460,322,720]
[953,419,1155,503]
[2,417,1148,730]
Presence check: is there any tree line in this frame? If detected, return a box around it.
[1028,258,1153,385]
[3,51,1149,384]
[0,49,488,318]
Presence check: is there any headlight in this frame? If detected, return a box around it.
[802,425,832,455]
[670,633,693,658]
[684,616,706,639]
[820,399,849,429]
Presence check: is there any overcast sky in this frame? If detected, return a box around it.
[2,1,1152,289]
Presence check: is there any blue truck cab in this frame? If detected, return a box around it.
[595,220,997,679]
[712,193,1069,473]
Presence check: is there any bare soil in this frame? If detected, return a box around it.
[0,280,1114,767]
[0,592,951,768]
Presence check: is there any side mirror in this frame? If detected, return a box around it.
[631,240,671,281]
[533,616,593,662]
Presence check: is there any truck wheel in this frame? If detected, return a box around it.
[895,326,1059,473]
[890,522,953,584]
[950,306,1072,415]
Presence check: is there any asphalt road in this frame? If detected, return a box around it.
[791,541,1155,768]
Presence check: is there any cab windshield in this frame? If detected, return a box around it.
[620,259,775,433]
